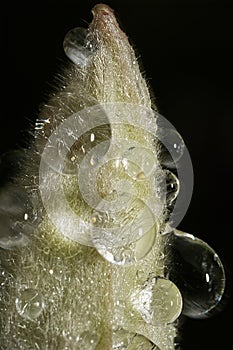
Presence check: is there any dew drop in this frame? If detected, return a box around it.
[63,27,97,67]
[94,225,155,266]
[92,198,157,248]
[76,331,99,350]
[132,276,183,324]
[15,288,45,320]
[165,229,226,318]
[92,202,158,265]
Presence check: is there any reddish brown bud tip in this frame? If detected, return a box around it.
[92,3,114,16]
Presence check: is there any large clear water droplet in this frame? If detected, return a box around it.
[15,288,45,320]
[76,331,100,350]
[0,184,41,250]
[132,276,183,324]
[63,27,97,67]
[92,200,158,265]
[94,222,156,266]
[92,197,157,246]
[112,329,158,349]
[165,229,226,318]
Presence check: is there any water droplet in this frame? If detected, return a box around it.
[15,288,45,320]
[93,202,158,265]
[94,228,155,266]
[92,197,157,247]
[76,331,99,350]
[132,276,183,324]
[63,27,97,67]
[0,184,41,250]
[165,229,226,318]
[157,127,185,168]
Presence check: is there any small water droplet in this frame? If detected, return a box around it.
[165,229,226,318]
[15,288,45,320]
[93,203,158,265]
[92,198,157,247]
[94,228,156,265]
[63,27,97,67]
[132,276,183,324]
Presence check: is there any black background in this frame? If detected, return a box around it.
[4,0,233,349]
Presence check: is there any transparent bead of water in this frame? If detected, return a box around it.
[92,203,158,265]
[15,288,45,320]
[92,197,157,247]
[63,27,97,67]
[132,276,183,324]
[165,229,226,318]
[76,331,99,350]
[0,184,41,250]
[157,127,185,168]
[94,226,156,266]
[112,329,158,349]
